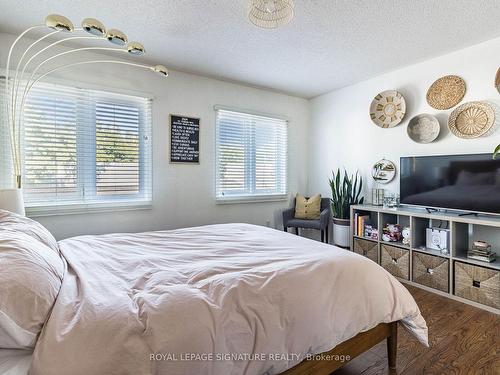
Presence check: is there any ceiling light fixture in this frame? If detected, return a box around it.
[45,14,74,32]
[106,28,128,45]
[248,0,294,29]
[127,41,146,55]
[81,18,106,37]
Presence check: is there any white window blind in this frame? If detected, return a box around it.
[215,108,287,201]
[20,82,152,213]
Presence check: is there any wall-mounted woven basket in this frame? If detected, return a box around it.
[426,75,466,110]
[448,101,495,139]
[496,68,500,93]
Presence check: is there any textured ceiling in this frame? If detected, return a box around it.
[1,0,500,98]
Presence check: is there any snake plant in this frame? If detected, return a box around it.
[329,169,364,220]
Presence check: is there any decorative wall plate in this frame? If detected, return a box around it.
[448,101,495,139]
[496,68,500,94]
[370,90,406,128]
[372,159,396,184]
[407,114,440,143]
[426,75,466,110]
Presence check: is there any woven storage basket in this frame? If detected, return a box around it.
[412,252,449,292]
[455,262,499,310]
[381,244,409,280]
[353,238,378,263]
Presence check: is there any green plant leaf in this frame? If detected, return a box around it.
[493,144,500,159]
[329,168,364,220]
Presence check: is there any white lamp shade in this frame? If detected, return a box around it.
[0,189,26,216]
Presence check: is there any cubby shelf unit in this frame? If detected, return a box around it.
[350,204,500,314]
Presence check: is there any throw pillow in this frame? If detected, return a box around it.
[295,194,321,219]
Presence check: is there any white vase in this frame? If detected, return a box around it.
[0,188,26,216]
[333,218,350,248]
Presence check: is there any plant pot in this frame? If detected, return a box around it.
[333,218,350,248]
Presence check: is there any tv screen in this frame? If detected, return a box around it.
[400,154,500,215]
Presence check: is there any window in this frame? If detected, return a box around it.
[215,107,287,202]
[21,82,152,213]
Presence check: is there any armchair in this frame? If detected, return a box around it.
[283,197,331,243]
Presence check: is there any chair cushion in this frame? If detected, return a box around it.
[295,194,321,219]
[286,218,322,230]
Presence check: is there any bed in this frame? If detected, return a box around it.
[0,210,428,375]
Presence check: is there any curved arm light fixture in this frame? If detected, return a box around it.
[4,14,169,194]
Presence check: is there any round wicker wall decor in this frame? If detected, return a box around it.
[369,90,406,128]
[407,114,440,143]
[426,75,466,110]
[495,68,500,94]
[448,101,495,139]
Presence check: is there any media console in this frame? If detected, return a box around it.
[350,204,500,314]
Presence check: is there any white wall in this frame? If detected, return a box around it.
[0,33,309,239]
[308,37,500,200]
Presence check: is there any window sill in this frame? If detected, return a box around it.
[26,200,152,217]
[215,194,289,205]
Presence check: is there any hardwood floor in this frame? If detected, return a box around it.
[333,285,500,375]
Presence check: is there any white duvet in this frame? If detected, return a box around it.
[30,223,427,375]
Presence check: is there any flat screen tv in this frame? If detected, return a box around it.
[400,153,500,215]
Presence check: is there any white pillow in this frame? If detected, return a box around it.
[0,231,65,349]
[0,210,59,253]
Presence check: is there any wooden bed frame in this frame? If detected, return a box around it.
[281,321,398,375]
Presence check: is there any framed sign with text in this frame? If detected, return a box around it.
[169,114,200,164]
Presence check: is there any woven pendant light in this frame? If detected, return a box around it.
[248,0,294,29]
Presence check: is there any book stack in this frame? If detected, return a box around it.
[354,213,368,237]
[467,241,496,263]
[353,213,378,240]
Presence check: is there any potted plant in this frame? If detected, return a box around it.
[329,169,364,248]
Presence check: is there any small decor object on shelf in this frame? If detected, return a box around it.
[371,188,385,206]
[364,225,379,240]
[382,193,400,208]
[329,169,364,248]
[353,212,378,239]
[382,223,402,243]
[402,227,411,246]
[372,159,396,184]
[407,114,440,143]
[467,240,497,263]
[426,75,466,110]
[426,227,449,254]
[448,101,495,139]
[369,90,406,128]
